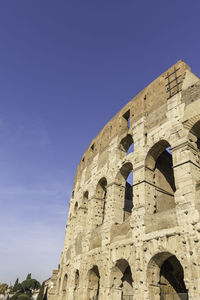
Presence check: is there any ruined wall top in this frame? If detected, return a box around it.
[72,60,199,191]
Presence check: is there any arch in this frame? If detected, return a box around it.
[183,113,200,131]
[146,140,171,170]
[190,120,200,149]
[96,177,107,199]
[145,140,176,215]
[83,190,89,208]
[94,177,107,225]
[87,265,100,300]
[188,120,200,211]
[74,269,79,290]
[74,201,78,214]
[147,252,188,300]
[81,191,89,225]
[116,162,133,221]
[116,162,133,184]
[74,269,79,300]
[61,273,68,300]
[120,134,134,154]
[111,259,133,300]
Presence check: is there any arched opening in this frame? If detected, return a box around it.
[188,120,200,219]
[75,269,79,290]
[96,177,107,200]
[120,134,134,155]
[61,274,68,300]
[111,259,133,300]
[95,177,107,224]
[116,162,133,221]
[74,201,78,213]
[83,191,89,209]
[190,120,200,150]
[146,140,176,214]
[74,270,79,300]
[87,265,100,300]
[147,252,188,300]
[80,191,89,226]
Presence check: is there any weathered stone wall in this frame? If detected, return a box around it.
[47,60,200,299]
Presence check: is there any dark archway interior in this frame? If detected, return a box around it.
[155,149,176,192]
[114,260,133,299]
[154,148,176,213]
[191,120,200,150]
[120,265,133,287]
[124,180,133,213]
[160,256,188,300]
[88,266,100,300]
[120,134,134,154]
[96,178,107,199]
[119,162,133,220]
[83,191,88,206]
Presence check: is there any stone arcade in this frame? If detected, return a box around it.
[46,60,200,299]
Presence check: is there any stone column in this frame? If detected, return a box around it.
[173,136,200,226]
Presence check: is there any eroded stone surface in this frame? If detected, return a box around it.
[45,60,200,299]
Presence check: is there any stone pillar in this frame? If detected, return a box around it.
[104,182,125,224]
[173,137,200,226]
[130,163,146,237]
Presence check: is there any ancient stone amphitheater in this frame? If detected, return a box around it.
[46,60,200,300]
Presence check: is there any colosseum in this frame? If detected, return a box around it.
[46,60,200,300]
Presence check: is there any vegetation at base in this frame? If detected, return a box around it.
[26,274,31,281]
[9,274,41,300]
[18,295,31,300]
[10,293,31,300]
[0,283,8,294]
[12,279,22,293]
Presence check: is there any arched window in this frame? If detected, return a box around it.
[145,140,176,214]
[116,162,133,221]
[87,266,100,299]
[62,274,68,298]
[94,178,107,225]
[74,269,79,290]
[111,259,133,299]
[83,191,89,210]
[120,134,134,155]
[190,120,200,150]
[74,201,78,212]
[96,177,107,200]
[74,270,79,300]
[147,252,188,300]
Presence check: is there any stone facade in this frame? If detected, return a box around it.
[47,60,200,299]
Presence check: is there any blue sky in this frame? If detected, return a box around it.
[0,1,200,284]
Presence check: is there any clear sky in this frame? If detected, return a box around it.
[0,0,200,285]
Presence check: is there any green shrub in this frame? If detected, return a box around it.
[10,292,21,300]
[21,278,40,292]
[18,295,31,300]
[10,293,31,300]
